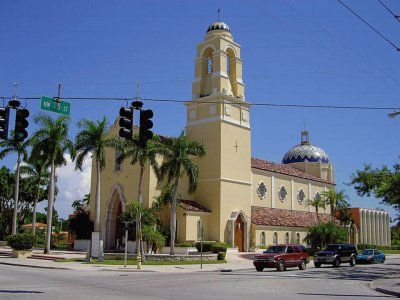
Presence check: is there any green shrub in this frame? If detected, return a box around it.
[357,244,400,251]
[217,251,226,260]
[176,242,194,247]
[211,242,228,253]
[194,241,215,252]
[304,222,348,250]
[194,241,228,254]
[6,233,36,250]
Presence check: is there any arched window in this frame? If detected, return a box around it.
[273,232,278,245]
[115,150,122,172]
[285,232,290,244]
[260,232,266,246]
[296,233,301,244]
[207,57,213,73]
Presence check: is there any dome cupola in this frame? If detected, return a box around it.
[282,131,330,164]
[206,21,231,33]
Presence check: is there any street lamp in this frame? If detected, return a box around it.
[388,111,400,118]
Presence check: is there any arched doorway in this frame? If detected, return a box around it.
[104,186,125,251]
[234,214,245,252]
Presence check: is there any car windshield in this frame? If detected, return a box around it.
[324,245,340,251]
[265,246,286,253]
[362,250,374,255]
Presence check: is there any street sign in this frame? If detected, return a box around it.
[40,96,71,116]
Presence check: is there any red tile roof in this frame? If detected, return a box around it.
[251,157,333,184]
[179,200,211,213]
[251,206,333,227]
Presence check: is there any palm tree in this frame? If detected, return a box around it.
[321,189,348,222]
[75,116,110,233]
[20,154,50,234]
[0,137,29,235]
[158,130,206,255]
[109,134,162,261]
[306,195,326,223]
[30,114,75,254]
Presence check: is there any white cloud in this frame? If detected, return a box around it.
[38,154,92,219]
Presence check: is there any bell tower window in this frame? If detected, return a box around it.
[207,57,213,73]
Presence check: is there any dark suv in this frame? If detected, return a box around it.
[314,244,357,268]
[253,244,310,272]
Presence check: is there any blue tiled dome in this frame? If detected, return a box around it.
[282,144,330,164]
[207,22,231,33]
[282,130,330,164]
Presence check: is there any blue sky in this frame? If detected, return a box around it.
[0,1,399,221]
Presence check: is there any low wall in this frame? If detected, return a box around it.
[160,247,198,255]
[146,254,218,262]
[103,253,218,261]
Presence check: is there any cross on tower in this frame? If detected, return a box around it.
[234,140,239,152]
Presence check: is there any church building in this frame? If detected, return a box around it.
[89,21,390,252]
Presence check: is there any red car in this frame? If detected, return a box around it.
[253,244,310,272]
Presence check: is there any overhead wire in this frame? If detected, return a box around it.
[337,0,400,51]
[377,0,400,23]
[1,95,399,111]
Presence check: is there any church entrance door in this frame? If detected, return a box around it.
[234,214,245,252]
[105,194,123,251]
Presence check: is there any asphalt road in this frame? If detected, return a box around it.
[0,257,398,300]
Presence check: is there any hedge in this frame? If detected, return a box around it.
[357,244,400,251]
[194,241,228,254]
[6,233,36,250]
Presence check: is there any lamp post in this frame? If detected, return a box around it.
[388,111,400,118]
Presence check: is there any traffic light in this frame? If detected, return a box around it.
[0,107,10,140]
[14,108,29,141]
[139,109,153,147]
[119,107,133,140]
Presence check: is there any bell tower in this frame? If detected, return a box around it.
[185,22,251,250]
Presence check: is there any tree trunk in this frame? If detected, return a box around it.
[94,161,101,232]
[169,175,180,255]
[32,192,39,235]
[136,165,146,262]
[44,161,56,254]
[11,151,21,235]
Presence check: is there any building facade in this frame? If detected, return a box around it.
[89,21,390,252]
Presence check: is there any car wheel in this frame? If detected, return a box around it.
[333,257,341,268]
[299,259,306,270]
[382,257,385,264]
[276,260,286,272]
[314,262,321,268]
[255,266,264,272]
[350,256,356,267]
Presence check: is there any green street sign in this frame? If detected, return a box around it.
[40,96,71,116]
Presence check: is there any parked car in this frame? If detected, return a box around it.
[356,249,386,264]
[253,244,310,272]
[314,244,357,268]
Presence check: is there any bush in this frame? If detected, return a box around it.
[357,244,400,251]
[217,251,226,260]
[175,242,194,247]
[194,241,228,254]
[304,222,348,250]
[211,242,228,253]
[6,233,36,250]
[69,211,94,239]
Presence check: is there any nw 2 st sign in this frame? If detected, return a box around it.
[40,96,71,116]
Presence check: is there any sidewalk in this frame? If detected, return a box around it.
[0,247,399,297]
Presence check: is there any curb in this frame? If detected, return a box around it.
[370,280,400,298]
[0,261,70,270]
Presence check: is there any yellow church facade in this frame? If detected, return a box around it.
[90,21,341,252]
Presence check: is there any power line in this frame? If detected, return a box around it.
[1,95,399,111]
[377,0,400,23]
[337,0,400,51]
